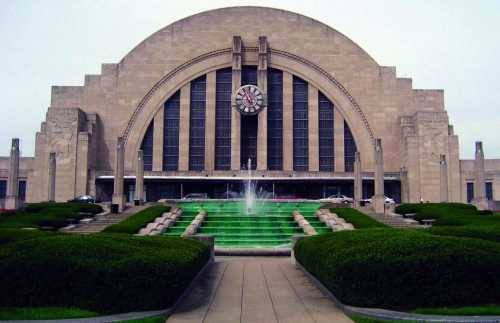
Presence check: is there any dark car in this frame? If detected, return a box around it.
[70,195,96,204]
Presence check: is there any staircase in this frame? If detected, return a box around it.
[357,206,421,229]
[63,205,148,234]
[165,201,330,248]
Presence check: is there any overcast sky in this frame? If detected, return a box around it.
[1,0,499,159]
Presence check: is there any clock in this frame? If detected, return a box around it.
[234,85,265,115]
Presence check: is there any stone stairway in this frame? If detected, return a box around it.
[357,206,422,229]
[64,205,148,234]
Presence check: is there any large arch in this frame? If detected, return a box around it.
[123,48,376,171]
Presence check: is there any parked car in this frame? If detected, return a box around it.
[319,194,353,204]
[182,193,208,199]
[360,195,395,204]
[70,195,96,204]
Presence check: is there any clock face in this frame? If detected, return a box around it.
[235,85,264,115]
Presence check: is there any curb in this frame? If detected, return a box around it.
[215,247,291,256]
[295,260,500,323]
[1,258,214,323]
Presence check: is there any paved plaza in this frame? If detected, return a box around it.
[167,256,352,323]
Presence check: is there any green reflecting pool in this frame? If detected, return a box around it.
[164,201,330,248]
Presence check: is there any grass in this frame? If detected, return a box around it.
[412,305,500,316]
[0,307,99,320]
[330,208,388,229]
[103,205,170,234]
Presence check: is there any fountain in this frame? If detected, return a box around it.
[245,158,255,215]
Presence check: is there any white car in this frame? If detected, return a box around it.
[361,196,395,204]
[320,194,353,204]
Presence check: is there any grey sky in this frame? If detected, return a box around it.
[1,0,499,158]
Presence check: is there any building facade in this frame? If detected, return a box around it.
[0,7,498,209]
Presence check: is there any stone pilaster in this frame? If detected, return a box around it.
[178,83,191,171]
[439,154,448,202]
[400,167,409,203]
[282,71,294,171]
[152,108,164,171]
[353,151,362,207]
[473,141,488,210]
[334,109,345,172]
[135,150,144,204]
[5,138,20,209]
[231,36,242,170]
[205,71,216,172]
[112,137,125,212]
[257,36,268,171]
[372,138,385,214]
[48,152,56,202]
[308,84,319,172]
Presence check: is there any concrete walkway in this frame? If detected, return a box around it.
[167,257,352,323]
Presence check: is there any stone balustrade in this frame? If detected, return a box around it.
[293,211,317,235]
[138,207,183,236]
[182,210,208,237]
[316,209,354,231]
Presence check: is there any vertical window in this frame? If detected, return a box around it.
[318,92,334,171]
[140,122,154,171]
[293,76,308,171]
[344,121,357,172]
[18,180,26,202]
[189,75,206,171]
[215,68,232,170]
[0,180,6,199]
[163,91,180,171]
[467,182,474,203]
[486,182,493,200]
[267,68,283,170]
[240,66,258,169]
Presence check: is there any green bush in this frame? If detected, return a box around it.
[103,205,170,234]
[294,229,500,309]
[0,229,59,245]
[0,234,210,314]
[427,225,500,243]
[331,208,388,229]
[394,203,499,226]
[0,203,103,230]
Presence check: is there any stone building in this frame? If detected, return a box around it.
[0,7,498,210]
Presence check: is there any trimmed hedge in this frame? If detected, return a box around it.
[294,229,500,309]
[0,234,210,314]
[0,229,59,245]
[103,205,170,234]
[394,203,499,226]
[331,208,388,229]
[427,225,500,243]
[0,202,103,230]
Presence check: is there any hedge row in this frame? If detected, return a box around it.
[0,202,103,230]
[0,229,59,245]
[102,205,170,234]
[331,208,388,229]
[427,225,500,243]
[0,234,210,314]
[294,229,500,309]
[394,203,498,226]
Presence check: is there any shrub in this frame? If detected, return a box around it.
[0,234,210,314]
[0,203,103,230]
[331,208,388,229]
[294,229,500,309]
[427,225,500,243]
[103,205,170,234]
[394,203,499,226]
[0,229,59,245]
